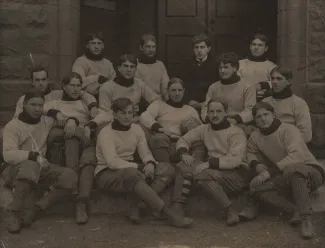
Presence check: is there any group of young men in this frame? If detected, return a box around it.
[0,31,323,240]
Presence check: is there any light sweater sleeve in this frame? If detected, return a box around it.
[218,130,247,169]
[294,98,312,143]
[107,62,116,81]
[97,129,138,170]
[72,57,99,89]
[80,91,97,110]
[176,125,205,153]
[140,81,159,104]
[135,125,156,164]
[160,63,170,101]
[139,101,161,129]
[91,109,113,126]
[238,85,256,123]
[276,126,307,171]
[13,95,24,119]
[99,82,112,112]
[43,100,58,115]
[201,84,214,122]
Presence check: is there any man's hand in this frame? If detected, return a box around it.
[64,119,77,139]
[256,163,268,174]
[189,100,202,110]
[143,163,155,180]
[83,126,91,145]
[227,118,237,125]
[90,107,98,119]
[56,112,66,127]
[181,154,195,166]
[37,155,50,172]
[249,170,271,192]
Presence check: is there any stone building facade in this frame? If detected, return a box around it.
[0,0,325,155]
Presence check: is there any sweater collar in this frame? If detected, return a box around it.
[259,118,282,135]
[85,49,105,61]
[138,54,157,64]
[210,118,231,131]
[247,53,268,62]
[166,99,184,108]
[272,86,293,99]
[114,75,134,88]
[18,111,41,125]
[112,119,131,131]
[220,74,241,85]
[61,91,81,101]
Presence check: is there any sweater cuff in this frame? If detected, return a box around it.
[233,114,243,124]
[85,121,98,131]
[177,147,189,157]
[28,151,39,161]
[259,81,271,90]
[47,109,60,120]
[146,160,157,167]
[88,102,98,111]
[66,117,79,126]
[208,157,220,169]
[250,160,260,171]
[151,123,163,133]
[98,75,108,84]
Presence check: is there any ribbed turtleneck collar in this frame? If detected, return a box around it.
[114,75,134,88]
[138,54,157,64]
[112,119,131,131]
[220,74,241,85]
[259,118,282,135]
[85,49,105,61]
[272,86,293,99]
[18,111,41,125]
[61,91,81,101]
[166,99,184,108]
[210,118,230,131]
[247,53,268,62]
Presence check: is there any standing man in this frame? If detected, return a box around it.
[136,34,170,100]
[180,34,218,112]
[72,32,116,97]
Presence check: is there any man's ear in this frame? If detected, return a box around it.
[139,45,143,52]
[264,45,269,53]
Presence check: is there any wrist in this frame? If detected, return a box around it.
[66,117,79,126]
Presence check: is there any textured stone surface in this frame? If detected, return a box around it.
[311,114,325,147]
[305,83,325,114]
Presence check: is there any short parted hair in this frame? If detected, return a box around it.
[117,53,138,67]
[85,32,104,44]
[61,72,83,86]
[23,89,45,104]
[252,102,275,117]
[207,99,228,112]
[111,97,134,113]
[140,34,157,46]
[167,77,185,89]
[270,66,293,80]
[192,34,211,47]
[250,33,269,46]
[216,52,239,69]
[30,66,48,80]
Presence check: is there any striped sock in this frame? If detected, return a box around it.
[199,181,231,208]
[259,191,294,213]
[291,175,312,215]
[180,179,192,203]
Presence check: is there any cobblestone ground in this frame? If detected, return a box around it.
[0,212,325,248]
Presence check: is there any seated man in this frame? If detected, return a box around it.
[201,52,256,135]
[262,66,312,143]
[170,100,250,226]
[2,89,77,233]
[99,53,159,121]
[140,78,204,163]
[136,34,169,100]
[242,102,324,239]
[95,97,192,228]
[44,73,112,224]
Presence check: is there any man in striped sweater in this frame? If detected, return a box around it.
[170,100,250,225]
[241,102,324,239]
[136,34,170,100]
[2,89,77,233]
[201,52,256,135]
[72,32,116,97]
[44,73,112,224]
[95,98,192,228]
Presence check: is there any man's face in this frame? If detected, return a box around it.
[24,97,45,119]
[208,102,227,125]
[113,104,134,126]
[140,40,156,58]
[255,108,275,129]
[219,62,237,80]
[86,38,104,55]
[250,38,268,57]
[193,41,211,60]
[118,60,137,79]
[63,78,82,99]
[31,70,49,93]
[271,71,290,93]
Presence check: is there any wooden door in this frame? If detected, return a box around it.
[157,0,208,77]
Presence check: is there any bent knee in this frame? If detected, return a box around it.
[59,168,78,190]
[122,168,142,190]
[15,161,41,183]
[156,162,175,178]
[150,133,170,148]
